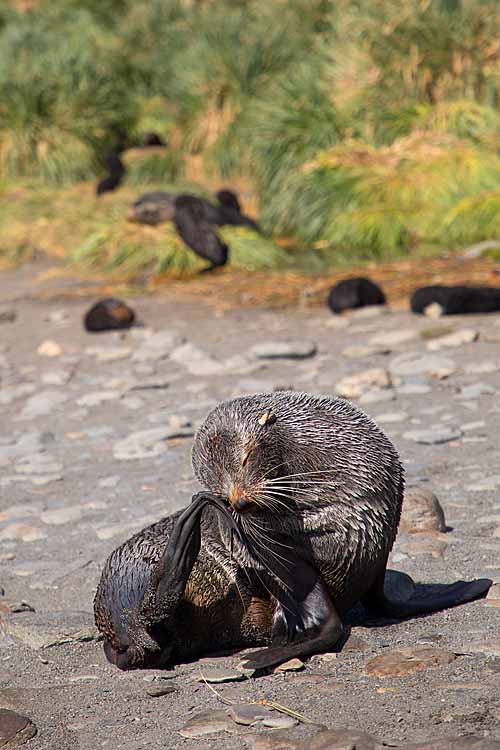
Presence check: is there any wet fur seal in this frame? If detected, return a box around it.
[84,298,135,332]
[94,392,491,672]
[411,285,500,315]
[327,277,386,314]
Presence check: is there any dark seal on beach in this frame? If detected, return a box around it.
[95,392,491,672]
[411,285,500,315]
[84,298,135,332]
[327,277,386,314]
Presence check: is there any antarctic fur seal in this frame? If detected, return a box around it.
[95,392,490,672]
[327,277,386,314]
[96,152,126,196]
[411,285,500,315]
[84,298,135,332]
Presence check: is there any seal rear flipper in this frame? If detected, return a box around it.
[240,567,343,672]
[366,572,492,618]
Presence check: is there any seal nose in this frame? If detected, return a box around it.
[234,497,251,512]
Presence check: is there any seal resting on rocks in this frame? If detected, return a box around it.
[411,285,500,316]
[84,298,135,332]
[327,277,386,314]
[95,392,491,672]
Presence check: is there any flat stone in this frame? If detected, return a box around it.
[170,342,227,375]
[94,516,155,541]
[369,329,417,348]
[461,420,486,432]
[390,353,456,378]
[423,302,444,318]
[85,346,131,362]
[335,368,391,399]
[262,715,299,729]
[464,360,499,375]
[307,728,377,750]
[40,507,83,525]
[457,383,495,400]
[229,704,274,726]
[400,737,500,749]
[250,340,317,360]
[365,647,456,677]
[179,709,235,739]
[0,524,47,543]
[419,324,455,340]
[400,487,446,533]
[76,391,120,407]
[98,475,120,488]
[399,533,449,558]
[396,384,432,395]
[0,309,17,324]
[375,411,408,423]
[342,634,370,653]
[198,669,247,683]
[132,331,183,362]
[0,611,100,649]
[113,420,193,460]
[245,730,305,750]
[467,475,500,492]
[17,390,68,419]
[145,685,176,697]
[274,658,304,672]
[342,345,387,359]
[359,388,396,405]
[37,339,62,357]
[0,708,37,746]
[427,329,478,351]
[40,369,72,386]
[15,453,63,475]
[403,428,461,445]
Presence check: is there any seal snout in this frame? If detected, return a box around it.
[229,483,254,513]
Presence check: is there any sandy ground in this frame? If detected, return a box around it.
[0,262,499,750]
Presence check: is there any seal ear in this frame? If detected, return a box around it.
[258,411,277,427]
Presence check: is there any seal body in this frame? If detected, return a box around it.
[84,298,135,332]
[327,277,386,314]
[192,392,403,615]
[411,285,500,315]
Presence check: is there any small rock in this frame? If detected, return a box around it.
[250,341,317,360]
[262,715,299,729]
[198,669,247,683]
[0,524,47,543]
[0,709,37,746]
[113,420,193,460]
[419,324,455,340]
[390,353,455,378]
[359,388,395,405]
[342,634,370,652]
[133,331,184,362]
[365,647,456,677]
[423,302,444,318]
[402,428,461,445]
[426,328,478,351]
[399,737,500,749]
[179,710,235,739]
[40,369,72,386]
[467,475,500,492]
[274,658,304,672]
[171,342,227,375]
[457,383,495,400]
[145,685,176,697]
[398,534,449,558]
[85,346,131,362]
[76,391,120,407]
[37,339,62,357]
[335,368,391,399]
[464,360,499,375]
[98,475,120,488]
[17,390,68,419]
[245,730,305,750]
[342,345,387,359]
[0,309,17,324]
[229,704,274,726]
[396,383,432,395]
[40,507,83,526]
[376,411,408,423]
[400,487,446,533]
[369,329,417,348]
[308,728,377,750]
[0,611,100,649]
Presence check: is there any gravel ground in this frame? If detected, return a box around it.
[0,264,499,750]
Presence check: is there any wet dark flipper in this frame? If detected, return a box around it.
[240,561,343,672]
[366,571,492,618]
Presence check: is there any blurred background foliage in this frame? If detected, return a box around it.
[0,0,499,275]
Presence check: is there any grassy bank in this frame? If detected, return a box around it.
[1,0,499,271]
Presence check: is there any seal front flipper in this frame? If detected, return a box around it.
[240,561,343,672]
[364,570,492,618]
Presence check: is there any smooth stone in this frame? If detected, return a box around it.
[98,475,120,488]
[0,611,100,649]
[0,384,36,406]
[398,534,449,558]
[464,361,499,375]
[132,331,184,362]
[461,420,486,432]
[95,516,155,541]
[402,428,461,445]
[335,368,391,399]
[145,685,176,697]
[274,658,304,672]
[0,524,47,543]
[85,346,131,362]
[342,345,387,359]
[426,328,478,351]
[396,384,432,395]
[15,453,63,475]
[400,487,446,533]
[0,432,46,465]
[40,507,83,526]
[390,353,455,378]
[0,309,17,324]
[307,728,377,750]
[369,329,417,347]
[342,634,370,652]
[113,420,193,460]
[400,737,500,749]
[262,715,299,729]
[250,340,317,360]
[198,669,247,683]
[120,397,144,410]
[0,708,37,746]
[229,704,274,726]
[76,391,120,407]
[171,342,227,375]
[41,369,72,386]
[419,324,455,340]
[178,710,235,739]
[359,388,395,405]
[365,647,456,677]
[486,583,500,600]
[244,730,305,750]
[37,340,62,357]
[457,383,495,400]
[376,411,408,423]
[17,390,68,419]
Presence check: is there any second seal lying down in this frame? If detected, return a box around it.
[94,392,491,671]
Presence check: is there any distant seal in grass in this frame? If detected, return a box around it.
[96,152,126,196]
[411,285,500,316]
[128,192,177,225]
[327,277,386,314]
[94,392,491,671]
[84,298,135,332]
